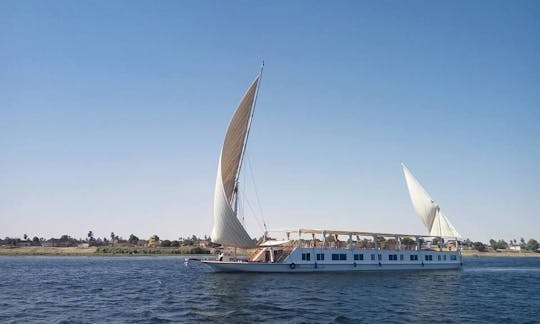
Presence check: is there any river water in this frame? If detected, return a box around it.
[0,256,539,323]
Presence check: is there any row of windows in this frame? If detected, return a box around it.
[331,253,347,261]
[300,252,457,262]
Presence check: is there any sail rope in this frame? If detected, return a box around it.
[246,154,268,232]
[237,153,266,234]
[242,187,266,233]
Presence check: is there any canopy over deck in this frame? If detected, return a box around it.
[259,240,290,247]
[268,228,460,239]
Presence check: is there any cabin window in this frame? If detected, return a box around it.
[388,254,398,261]
[371,254,376,261]
[331,254,347,261]
[443,255,447,261]
[451,255,457,261]
[302,253,311,261]
[354,253,364,261]
[400,254,404,261]
[425,255,433,261]
[410,255,418,261]
[437,255,441,261]
[377,254,382,261]
[316,253,325,261]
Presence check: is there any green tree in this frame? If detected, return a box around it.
[32,236,40,246]
[128,234,139,245]
[400,237,416,247]
[23,234,28,241]
[489,239,508,250]
[161,240,172,247]
[526,239,539,251]
[473,241,486,252]
[325,235,336,243]
[88,231,94,241]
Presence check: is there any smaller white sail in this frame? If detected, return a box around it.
[431,209,460,238]
[402,163,461,238]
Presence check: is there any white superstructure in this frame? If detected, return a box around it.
[202,68,462,273]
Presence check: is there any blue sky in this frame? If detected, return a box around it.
[1,1,539,242]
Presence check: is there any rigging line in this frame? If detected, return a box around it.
[239,163,248,227]
[239,188,245,226]
[234,64,264,195]
[243,191,266,233]
[238,160,265,233]
[246,153,267,231]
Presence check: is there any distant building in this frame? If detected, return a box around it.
[198,240,210,248]
[147,235,160,248]
[42,240,75,247]
[137,240,148,247]
[509,245,521,252]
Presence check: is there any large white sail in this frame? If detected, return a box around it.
[211,76,260,247]
[402,163,461,238]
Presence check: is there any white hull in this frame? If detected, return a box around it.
[202,260,462,273]
[204,247,462,273]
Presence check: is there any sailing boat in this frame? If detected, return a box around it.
[402,163,461,239]
[202,70,462,272]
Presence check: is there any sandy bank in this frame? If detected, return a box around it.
[0,246,97,256]
[0,246,213,256]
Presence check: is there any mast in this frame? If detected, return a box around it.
[232,62,264,212]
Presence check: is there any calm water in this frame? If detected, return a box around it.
[0,256,539,323]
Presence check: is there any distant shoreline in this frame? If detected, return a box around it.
[0,246,213,257]
[1,246,539,258]
[460,249,540,258]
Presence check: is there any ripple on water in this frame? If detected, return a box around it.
[0,256,539,322]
